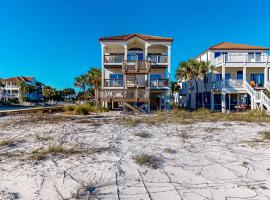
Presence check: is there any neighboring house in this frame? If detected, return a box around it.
[98,33,173,113]
[0,76,42,101]
[179,42,270,112]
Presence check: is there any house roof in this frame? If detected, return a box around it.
[99,33,173,42]
[2,76,34,82]
[195,42,269,59]
[209,42,269,51]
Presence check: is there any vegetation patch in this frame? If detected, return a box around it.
[0,139,17,147]
[133,153,163,169]
[123,109,270,126]
[63,103,109,115]
[71,181,100,200]
[135,131,151,138]
[164,147,177,154]
[260,131,270,140]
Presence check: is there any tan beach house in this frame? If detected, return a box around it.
[97,33,173,113]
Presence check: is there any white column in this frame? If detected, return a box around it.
[124,45,128,61]
[264,67,269,86]
[167,46,171,81]
[144,43,149,60]
[243,66,247,83]
[101,44,105,89]
[221,93,226,113]
[211,93,214,111]
[222,65,225,81]
[123,45,128,89]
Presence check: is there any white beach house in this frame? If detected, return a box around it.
[0,76,42,101]
[179,42,270,112]
[97,33,173,113]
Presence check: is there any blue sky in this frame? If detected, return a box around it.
[0,0,269,89]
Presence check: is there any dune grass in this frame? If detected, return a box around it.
[123,109,270,126]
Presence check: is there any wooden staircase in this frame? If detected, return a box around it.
[123,102,148,114]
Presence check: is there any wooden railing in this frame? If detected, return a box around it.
[104,55,124,63]
[147,55,168,63]
[104,79,123,87]
[122,61,151,73]
[150,79,169,87]
[98,89,150,102]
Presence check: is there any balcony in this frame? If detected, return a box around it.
[147,55,168,64]
[122,61,151,74]
[104,55,124,64]
[212,80,244,91]
[150,79,169,87]
[98,89,150,102]
[126,79,147,88]
[213,54,270,66]
[104,79,123,87]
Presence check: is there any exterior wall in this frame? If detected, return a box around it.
[180,47,270,111]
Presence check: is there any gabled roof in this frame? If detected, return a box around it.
[209,42,269,51]
[2,76,34,82]
[99,33,173,42]
[195,42,269,59]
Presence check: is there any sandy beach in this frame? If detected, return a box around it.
[0,113,270,200]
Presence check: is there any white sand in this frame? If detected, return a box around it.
[0,113,270,200]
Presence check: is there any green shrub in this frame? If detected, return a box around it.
[133,153,162,169]
[75,104,91,115]
[64,104,75,112]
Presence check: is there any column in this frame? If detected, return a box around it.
[167,46,171,81]
[211,93,214,111]
[243,66,247,83]
[222,65,225,81]
[101,44,105,89]
[264,67,269,86]
[221,93,226,113]
[123,45,128,89]
[144,43,148,60]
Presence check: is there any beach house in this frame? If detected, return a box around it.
[179,42,270,112]
[0,76,42,101]
[97,33,173,113]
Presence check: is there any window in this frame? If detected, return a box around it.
[216,74,222,81]
[225,73,231,80]
[109,74,123,79]
[250,74,264,87]
[216,73,230,81]
[237,71,243,80]
[255,52,262,62]
[248,52,262,62]
[150,74,161,80]
[214,52,221,58]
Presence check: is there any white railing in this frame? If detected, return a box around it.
[261,91,270,110]
[265,80,270,91]
[213,54,270,65]
[244,81,260,100]
[212,80,244,90]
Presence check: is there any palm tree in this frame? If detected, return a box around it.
[87,68,101,107]
[199,61,214,108]
[18,81,36,102]
[176,59,213,109]
[176,60,193,109]
[74,74,88,100]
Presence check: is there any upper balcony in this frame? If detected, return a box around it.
[213,53,270,67]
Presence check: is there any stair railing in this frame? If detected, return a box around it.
[244,81,259,100]
[265,80,270,92]
[260,90,270,110]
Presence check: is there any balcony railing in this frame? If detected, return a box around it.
[213,54,270,65]
[126,79,147,87]
[212,80,244,90]
[122,61,151,73]
[150,79,169,87]
[104,55,124,63]
[98,89,150,101]
[104,79,123,87]
[147,55,168,63]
